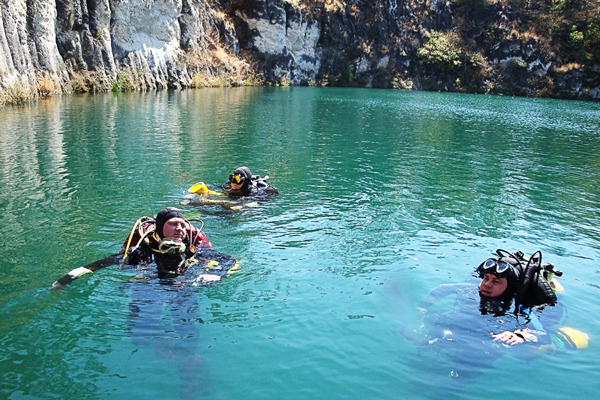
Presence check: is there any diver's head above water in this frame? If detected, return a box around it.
[476,258,520,315]
[476,258,519,299]
[153,207,190,277]
[479,272,508,298]
[229,166,253,195]
[155,207,187,240]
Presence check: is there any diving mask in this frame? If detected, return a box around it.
[477,258,511,278]
[229,174,245,185]
[157,239,186,255]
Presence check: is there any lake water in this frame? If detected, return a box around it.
[1,87,599,399]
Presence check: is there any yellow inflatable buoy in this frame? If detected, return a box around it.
[188,181,219,196]
[558,327,589,349]
[548,274,565,293]
[550,278,565,292]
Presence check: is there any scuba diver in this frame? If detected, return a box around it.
[398,249,588,388]
[473,249,560,345]
[180,166,278,211]
[474,249,566,346]
[122,207,237,282]
[400,249,587,377]
[49,207,239,398]
[223,166,278,198]
[119,208,235,397]
[51,207,238,289]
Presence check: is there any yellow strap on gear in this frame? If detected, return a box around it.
[122,218,142,265]
[185,256,199,266]
[227,260,240,275]
[122,217,154,265]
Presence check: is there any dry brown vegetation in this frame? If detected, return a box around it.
[1,81,37,106]
[188,45,259,88]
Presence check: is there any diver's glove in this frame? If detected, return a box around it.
[125,243,153,265]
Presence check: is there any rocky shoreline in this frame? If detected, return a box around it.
[1,0,598,105]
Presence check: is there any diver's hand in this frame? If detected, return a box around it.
[195,274,221,283]
[492,330,525,345]
[124,244,151,265]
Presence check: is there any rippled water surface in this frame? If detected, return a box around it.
[1,88,600,399]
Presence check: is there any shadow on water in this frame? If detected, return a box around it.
[125,277,212,399]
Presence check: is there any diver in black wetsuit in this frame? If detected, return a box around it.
[122,207,220,281]
[181,166,278,210]
[223,166,278,199]
[50,208,237,289]
[124,208,209,272]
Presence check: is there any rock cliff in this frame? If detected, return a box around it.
[1,0,598,103]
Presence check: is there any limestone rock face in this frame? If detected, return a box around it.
[111,0,185,88]
[233,1,321,84]
[2,0,244,92]
[0,0,598,100]
[1,0,67,88]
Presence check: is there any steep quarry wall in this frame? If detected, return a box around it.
[1,0,68,89]
[1,0,598,102]
[1,0,246,94]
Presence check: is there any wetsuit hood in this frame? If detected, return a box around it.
[231,166,253,195]
[155,207,184,239]
[476,261,520,316]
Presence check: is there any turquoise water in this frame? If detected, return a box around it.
[1,87,599,399]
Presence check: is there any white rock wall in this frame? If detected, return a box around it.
[0,0,68,89]
[112,0,181,53]
[1,1,37,86]
[241,10,321,83]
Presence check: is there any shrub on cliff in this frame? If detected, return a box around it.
[417,31,463,72]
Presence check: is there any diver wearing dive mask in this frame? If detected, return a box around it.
[475,258,520,316]
[228,166,253,196]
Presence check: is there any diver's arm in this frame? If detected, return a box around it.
[51,253,124,289]
[418,283,471,311]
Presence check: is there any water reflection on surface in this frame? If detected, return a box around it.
[1,88,600,399]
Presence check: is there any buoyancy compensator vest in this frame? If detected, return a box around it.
[491,249,559,310]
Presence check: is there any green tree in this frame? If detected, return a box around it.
[417,31,463,71]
